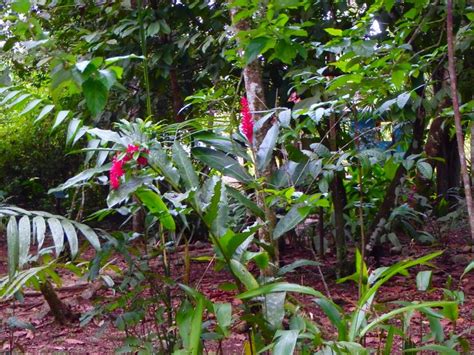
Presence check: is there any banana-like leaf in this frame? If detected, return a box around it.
[273,330,299,355]
[135,188,176,231]
[273,204,311,240]
[192,147,253,184]
[229,259,259,291]
[238,282,325,300]
[256,123,279,171]
[173,141,199,190]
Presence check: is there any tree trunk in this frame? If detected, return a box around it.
[367,86,427,251]
[446,0,474,248]
[40,280,78,325]
[230,9,278,271]
[169,67,184,122]
[328,113,350,276]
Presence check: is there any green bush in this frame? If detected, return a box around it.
[0,114,80,209]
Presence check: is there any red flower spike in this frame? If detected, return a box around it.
[240,97,254,144]
[110,156,125,190]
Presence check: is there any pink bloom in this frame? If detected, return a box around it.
[240,97,254,144]
[110,156,125,190]
[288,92,301,103]
[137,156,148,166]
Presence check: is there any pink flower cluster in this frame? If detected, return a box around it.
[110,144,149,190]
[240,97,254,145]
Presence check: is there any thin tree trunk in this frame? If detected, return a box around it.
[169,67,184,122]
[230,9,278,271]
[40,280,78,325]
[446,0,474,248]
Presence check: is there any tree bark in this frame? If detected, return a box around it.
[40,280,78,325]
[446,0,474,248]
[169,67,185,122]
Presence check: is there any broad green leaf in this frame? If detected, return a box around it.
[277,259,320,276]
[325,28,343,36]
[416,270,432,291]
[417,161,433,179]
[82,78,108,116]
[256,123,279,171]
[314,298,347,340]
[7,217,19,280]
[47,217,64,257]
[203,179,228,237]
[245,37,274,63]
[52,110,71,131]
[360,301,457,338]
[61,220,79,258]
[18,216,30,268]
[229,259,259,291]
[214,303,232,336]
[391,70,405,88]
[177,300,193,349]
[192,147,253,184]
[219,228,256,260]
[226,186,264,219]
[273,204,311,240]
[273,330,299,355]
[49,164,111,193]
[106,176,150,207]
[135,188,176,231]
[35,104,55,122]
[173,141,199,190]
[264,292,286,329]
[149,145,180,187]
[238,282,325,299]
[12,0,30,13]
[104,54,144,66]
[193,131,249,160]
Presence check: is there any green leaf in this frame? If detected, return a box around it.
[314,298,347,340]
[106,176,149,207]
[238,282,325,299]
[219,228,256,260]
[52,110,71,131]
[136,188,175,231]
[49,164,111,193]
[61,220,79,258]
[229,259,259,291]
[12,0,30,13]
[391,70,405,89]
[417,161,433,179]
[18,216,30,268]
[7,217,19,280]
[35,104,55,122]
[360,301,457,338]
[203,179,228,237]
[33,216,46,250]
[404,344,458,354]
[226,186,264,219]
[416,270,432,291]
[82,78,108,116]
[245,37,274,64]
[214,303,232,336]
[20,98,42,116]
[173,141,200,190]
[149,145,180,187]
[72,222,101,251]
[273,204,311,240]
[396,92,410,109]
[264,292,286,329]
[192,147,253,184]
[461,260,474,278]
[325,28,343,36]
[273,330,299,355]
[189,297,204,355]
[277,259,320,276]
[47,218,64,257]
[256,123,279,171]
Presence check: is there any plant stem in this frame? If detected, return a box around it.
[137,0,153,118]
[446,0,474,250]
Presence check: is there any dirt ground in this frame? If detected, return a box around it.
[0,229,473,354]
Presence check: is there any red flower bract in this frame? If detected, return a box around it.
[240,97,254,144]
[110,156,125,190]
